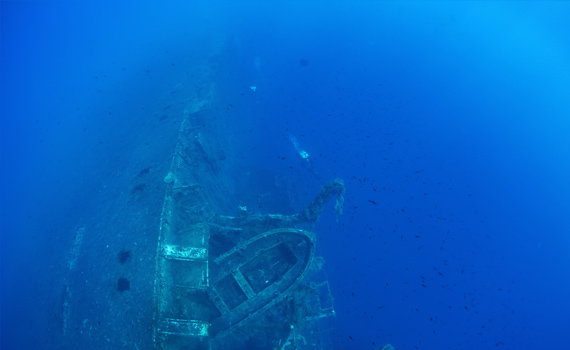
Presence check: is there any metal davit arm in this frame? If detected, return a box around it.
[215,178,345,229]
[297,178,345,223]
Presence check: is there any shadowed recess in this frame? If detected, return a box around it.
[117,277,130,292]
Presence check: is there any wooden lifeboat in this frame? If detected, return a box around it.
[208,228,315,337]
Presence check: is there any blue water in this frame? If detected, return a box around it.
[2,1,570,349]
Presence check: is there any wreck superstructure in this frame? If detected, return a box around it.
[152,84,345,350]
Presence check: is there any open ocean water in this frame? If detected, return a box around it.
[2,1,570,350]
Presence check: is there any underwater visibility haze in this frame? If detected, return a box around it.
[2,1,570,350]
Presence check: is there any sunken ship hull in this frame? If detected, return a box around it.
[152,93,343,349]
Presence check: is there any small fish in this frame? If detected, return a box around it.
[368,200,377,205]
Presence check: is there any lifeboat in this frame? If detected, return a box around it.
[208,228,315,337]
